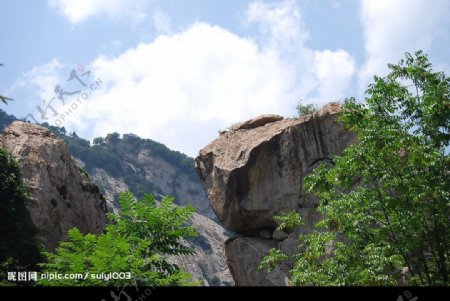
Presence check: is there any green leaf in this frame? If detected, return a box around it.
[37,191,198,286]
[260,51,450,286]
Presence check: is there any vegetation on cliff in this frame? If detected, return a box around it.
[296,100,317,116]
[0,122,200,286]
[261,51,450,285]
[41,125,197,200]
[39,192,198,286]
[0,148,41,286]
[0,110,16,132]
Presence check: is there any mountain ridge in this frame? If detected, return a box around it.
[0,109,214,218]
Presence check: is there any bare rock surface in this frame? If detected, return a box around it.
[0,121,107,250]
[196,103,357,285]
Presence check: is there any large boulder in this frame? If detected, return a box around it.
[0,121,108,250]
[196,103,356,232]
[195,103,357,285]
[228,114,284,131]
[225,237,290,286]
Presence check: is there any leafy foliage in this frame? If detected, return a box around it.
[296,100,317,116]
[38,192,198,286]
[261,51,450,286]
[0,148,42,286]
[273,211,304,232]
[259,249,288,273]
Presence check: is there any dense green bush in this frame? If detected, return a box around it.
[39,192,198,286]
[0,148,42,286]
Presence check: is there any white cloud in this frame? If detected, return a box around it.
[5,59,72,123]
[67,22,297,156]
[245,0,355,105]
[27,1,356,157]
[311,50,356,104]
[8,59,65,112]
[48,0,148,25]
[246,0,309,52]
[18,59,65,100]
[359,0,450,92]
[152,9,172,34]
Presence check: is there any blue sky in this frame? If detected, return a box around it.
[1,0,449,157]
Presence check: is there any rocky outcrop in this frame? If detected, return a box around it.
[87,135,215,219]
[195,103,357,285]
[0,116,233,285]
[0,121,107,250]
[170,213,234,286]
[228,114,284,131]
[225,237,290,286]
[88,166,129,214]
[126,147,213,218]
[81,161,234,286]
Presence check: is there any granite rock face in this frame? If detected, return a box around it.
[196,103,357,285]
[0,120,233,286]
[228,114,284,131]
[225,237,290,286]
[92,134,214,219]
[0,121,108,250]
[80,164,234,286]
[169,212,234,286]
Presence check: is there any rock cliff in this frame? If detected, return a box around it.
[83,164,234,286]
[0,115,233,286]
[104,138,213,218]
[63,131,214,219]
[195,103,357,285]
[169,213,234,286]
[0,121,108,250]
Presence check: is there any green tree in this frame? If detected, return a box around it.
[296,100,317,116]
[0,148,42,286]
[38,192,198,286]
[106,132,120,144]
[260,51,450,286]
[93,137,105,146]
